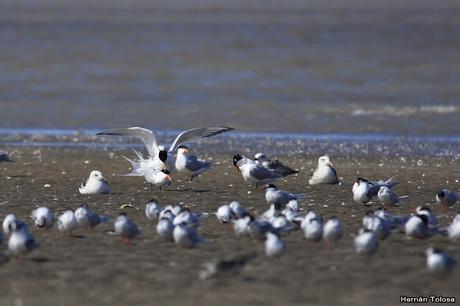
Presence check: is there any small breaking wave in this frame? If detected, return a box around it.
[352,105,458,117]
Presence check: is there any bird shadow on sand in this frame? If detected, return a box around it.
[30,257,51,263]
[70,234,86,239]
[167,189,211,193]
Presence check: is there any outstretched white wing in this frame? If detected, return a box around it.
[168,126,235,153]
[97,127,159,157]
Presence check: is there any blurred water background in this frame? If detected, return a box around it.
[0,0,459,136]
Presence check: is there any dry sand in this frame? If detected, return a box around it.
[0,147,459,306]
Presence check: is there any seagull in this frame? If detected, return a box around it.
[145,200,162,221]
[75,204,107,228]
[8,220,39,256]
[405,214,430,239]
[377,186,407,207]
[79,170,111,195]
[156,217,175,241]
[233,154,283,189]
[0,151,14,163]
[323,217,343,243]
[426,247,457,273]
[114,213,141,243]
[265,232,285,257]
[173,223,203,248]
[2,213,21,237]
[354,229,379,255]
[271,215,296,233]
[264,184,306,207]
[175,145,212,181]
[303,216,323,242]
[216,204,234,223]
[352,177,398,204]
[58,209,78,235]
[436,190,459,209]
[254,153,298,177]
[31,207,54,229]
[309,156,339,185]
[97,126,234,173]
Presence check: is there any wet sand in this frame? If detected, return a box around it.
[0,147,459,306]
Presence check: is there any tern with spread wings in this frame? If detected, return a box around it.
[97,126,234,173]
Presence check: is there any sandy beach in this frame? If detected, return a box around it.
[0,147,459,306]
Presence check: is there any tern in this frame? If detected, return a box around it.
[233,154,283,189]
[114,212,141,243]
[436,190,460,209]
[97,126,234,173]
[75,204,107,228]
[264,184,306,207]
[426,248,457,273]
[156,217,175,241]
[175,145,212,181]
[323,217,343,243]
[58,209,78,235]
[265,232,285,257]
[254,153,298,177]
[31,207,54,229]
[352,177,398,204]
[354,229,379,255]
[8,220,39,257]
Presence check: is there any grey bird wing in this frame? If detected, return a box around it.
[186,155,210,172]
[168,126,235,153]
[251,165,281,180]
[267,159,298,176]
[97,127,159,158]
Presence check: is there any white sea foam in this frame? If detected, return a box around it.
[352,105,458,117]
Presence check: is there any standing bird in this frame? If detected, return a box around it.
[8,220,39,257]
[145,200,162,221]
[156,217,175,241]
[265,184,306,207]
[426,248,457,273]
[114,213,141,243]
[303,217,323,242]
[377,186,406,208]
[3,213,21,237]
[436,190,459,209]
[31,207,54,229]
[216,204,234,223]
[229,201,247,219]
[265,232,285,257]
[405,214,430,239]
[323,217,343,243]
[354,229,379,255]
[447,213,460,241]
[173,223,203,248]
[175,145,212,181]
[309,156,339,185]
[143,168,173,190]
[0,151,14,163]
[79,170,111,195]
[74,204,107,228]
[254,153,298,177]
[233,154,283,189]
[97,126,234,173]
[352,177,398,204]
[58,209,78,235]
